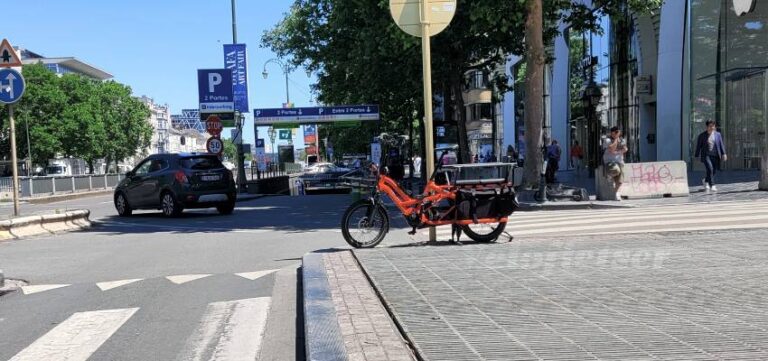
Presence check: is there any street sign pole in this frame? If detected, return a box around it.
[420,0,437,242]
[8,104,19,216]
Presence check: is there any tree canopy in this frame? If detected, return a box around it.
[262,0,662,183]
[0,63,152,173]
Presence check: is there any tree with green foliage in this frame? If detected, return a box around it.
[263,0,525,164]
[222,138,238,161]
[0,63,152,173]
[264,0,663,185]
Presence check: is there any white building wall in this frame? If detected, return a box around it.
[502,55,520,154]
[551,29,570,170]
[656,0,686,161]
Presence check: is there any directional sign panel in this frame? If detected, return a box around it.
[0,68,25,104]
[198,69,234,114]
[253,105,380,125]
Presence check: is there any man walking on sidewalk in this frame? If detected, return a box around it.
[695,120,727,192]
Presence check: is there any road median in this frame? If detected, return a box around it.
[0,209,90,241]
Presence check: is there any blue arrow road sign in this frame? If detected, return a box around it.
[0,68,25,104]
[198,69,234,114]
[253,105,379,125]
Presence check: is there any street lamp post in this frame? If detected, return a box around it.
[262,59,291,106]
[582,80,602,178]
[268,127,277,172]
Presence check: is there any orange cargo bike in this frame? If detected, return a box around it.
[340,135,519,248]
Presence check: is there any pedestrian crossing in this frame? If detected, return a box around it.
[7,297,271,361]
[423,200,768,239]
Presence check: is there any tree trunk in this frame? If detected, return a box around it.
[523,0,545,187]
[87,159,95,175]
[452,79,470,163]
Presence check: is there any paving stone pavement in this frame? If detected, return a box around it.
[323,252,416,361]
[355,229,768,361]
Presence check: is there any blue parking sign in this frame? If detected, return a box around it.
[198,69,234,114]
[0,68,25,104]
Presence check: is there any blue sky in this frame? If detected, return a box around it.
[3,0,313,149]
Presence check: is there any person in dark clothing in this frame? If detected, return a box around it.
[545,139,561,184]
[694,120,727,192]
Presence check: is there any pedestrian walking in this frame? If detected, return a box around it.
[570,140,584,176]
[545,139,562,184]
[694,120,727,192]
[603,126,627,200]
[413,155,422,177]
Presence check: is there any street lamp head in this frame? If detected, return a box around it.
[262,70,269,79]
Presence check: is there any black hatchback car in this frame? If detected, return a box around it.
[114,153,237,217]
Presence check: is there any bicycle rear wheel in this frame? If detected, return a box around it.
[462,222,507,243]
[341,200,389,248]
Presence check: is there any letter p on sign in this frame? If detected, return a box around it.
[208,73,222,92]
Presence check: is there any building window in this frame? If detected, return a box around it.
[689,0,768,169]
[466,103,492,121]
[464,70,489,91]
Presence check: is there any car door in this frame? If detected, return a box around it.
[140,159,169,207]
[125,160,153,207]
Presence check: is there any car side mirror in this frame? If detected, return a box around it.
[126,171,135,178]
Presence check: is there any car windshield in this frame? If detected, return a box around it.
[180,156,224,170]
[46,166,65,174]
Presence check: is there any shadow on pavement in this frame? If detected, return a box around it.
[80,194,351,236]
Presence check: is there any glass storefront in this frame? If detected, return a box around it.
[689,0,768,169]
[567,9,642,168]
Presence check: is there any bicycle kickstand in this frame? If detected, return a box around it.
[450,224,463,245]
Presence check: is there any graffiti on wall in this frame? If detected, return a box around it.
[628,162,687,195]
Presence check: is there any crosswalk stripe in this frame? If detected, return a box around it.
[9,308,138,361]
[166,274,212,285]
[418,201,768,238]
[21,284,70,295]
[509,209,768,229]
[235,270,278,281]
[178,297,271,361]
[96,278,143,291]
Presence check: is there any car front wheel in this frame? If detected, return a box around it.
[161,192,183,217]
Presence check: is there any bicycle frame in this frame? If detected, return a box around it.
[373,171,509,227]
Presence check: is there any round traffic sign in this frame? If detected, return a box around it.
[390,0,456,38]
[206,137,224,155]
[206,115,223,136]
[0,68,25,105]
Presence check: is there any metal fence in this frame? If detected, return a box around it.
[0,174,125,199]
[244,163,304,180]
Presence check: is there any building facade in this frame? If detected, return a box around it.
[140,96,171,156]
[18,48,113,81]
[504,0,766,172]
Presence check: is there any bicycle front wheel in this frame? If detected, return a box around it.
[341,200,389,248]
[462,222,507,243]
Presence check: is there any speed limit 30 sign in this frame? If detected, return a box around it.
[206,137,224,155]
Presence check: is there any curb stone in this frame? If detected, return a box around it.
[302,252,416,361]
[0,209,90,241]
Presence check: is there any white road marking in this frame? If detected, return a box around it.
[21,284,70,295]
[96,278,143,291]
[179,297,271,361]
[165,274,212,285]
[9,307,138,361]
[234,270,278,281]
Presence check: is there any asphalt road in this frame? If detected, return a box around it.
[0,193,354,361]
